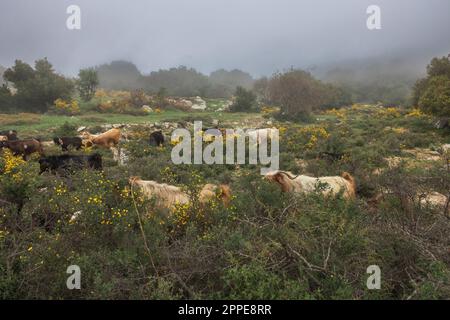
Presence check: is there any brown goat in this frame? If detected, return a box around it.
[82,128,121,148]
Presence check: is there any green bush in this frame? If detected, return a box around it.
[54,121,78,137]
[413,55,450,116]
[229,86,258,112]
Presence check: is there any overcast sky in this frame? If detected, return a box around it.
[0,0,449,76]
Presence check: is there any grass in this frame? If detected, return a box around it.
[0,110,262,138]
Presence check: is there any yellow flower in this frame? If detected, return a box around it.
[1,149,26,174]
[377,107,400,118]
[406,108,426,118]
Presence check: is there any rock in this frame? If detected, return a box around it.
[434,118,449,129]
[191,96,207,110]
[180,99,193,108]
[442,144,450,152]
[77,126,87,132]
[404,148,441,161]
[70,211,83,223]
[384,156,404,168]
[224,100,233,109]
[141,105,153,113]
[419,192,448,209]
[212,119,219,126]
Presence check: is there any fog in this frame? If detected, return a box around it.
[0,0,449,77]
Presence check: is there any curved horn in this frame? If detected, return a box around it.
[278,171,299,180]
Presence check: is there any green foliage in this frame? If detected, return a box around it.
[208,69,254,98]
[0,84,14,113]
[266,69,346,120]
[414,55,450,116]
[418,76,450,117]
[229,86,257,112]
[95,61,254,98]
[77,68,99,102]
[3,58,74,113]
[54,121,78,137]
[156,87,168,106]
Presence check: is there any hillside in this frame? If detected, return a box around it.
[0,103,449,299]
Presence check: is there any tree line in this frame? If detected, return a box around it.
[95,61,254,98]
[1,55,449,118]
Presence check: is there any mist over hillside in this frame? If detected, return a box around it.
[310,53,446,105]
[94,61,255,98]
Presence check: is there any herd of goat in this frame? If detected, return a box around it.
[0,127,359,215]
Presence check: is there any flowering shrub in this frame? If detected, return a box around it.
[0,149,39,213]
[53,98,80,115]
[261,106,280,118]
[376,107,401,118]
[324,108,347,119]
[282,126,331,152]
[406,108,427,118]
[0,149,26,175]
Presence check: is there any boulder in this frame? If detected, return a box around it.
[141,105,153,113]
[191,96,207,110]
[434,118,449,129]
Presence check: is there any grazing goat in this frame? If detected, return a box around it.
[265,170,356,199]
[53,137,83,151]
[0,139,43,160]
[82,128,121,148]
[149,130,165,147]
[199,183,232,207]
[0,130,18,141]
[129,177,231,212]
[39,153,102,174]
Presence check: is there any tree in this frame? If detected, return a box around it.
[95,60,142,90]
[268,69,327,119]
[229,86,257,112]
[156,87,168,107]
[426,56,450,78]
[3,58,74,113]
[77,68,99,102]
[0,84,14,112]
[253,77,270,104]
[319,84,353,110]
[413,55,450,116]
[418,76,450,117]
[208,69,254,98]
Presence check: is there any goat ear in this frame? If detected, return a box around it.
[274,172,285,184]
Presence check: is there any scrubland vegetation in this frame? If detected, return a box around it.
[0,55,449,299]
